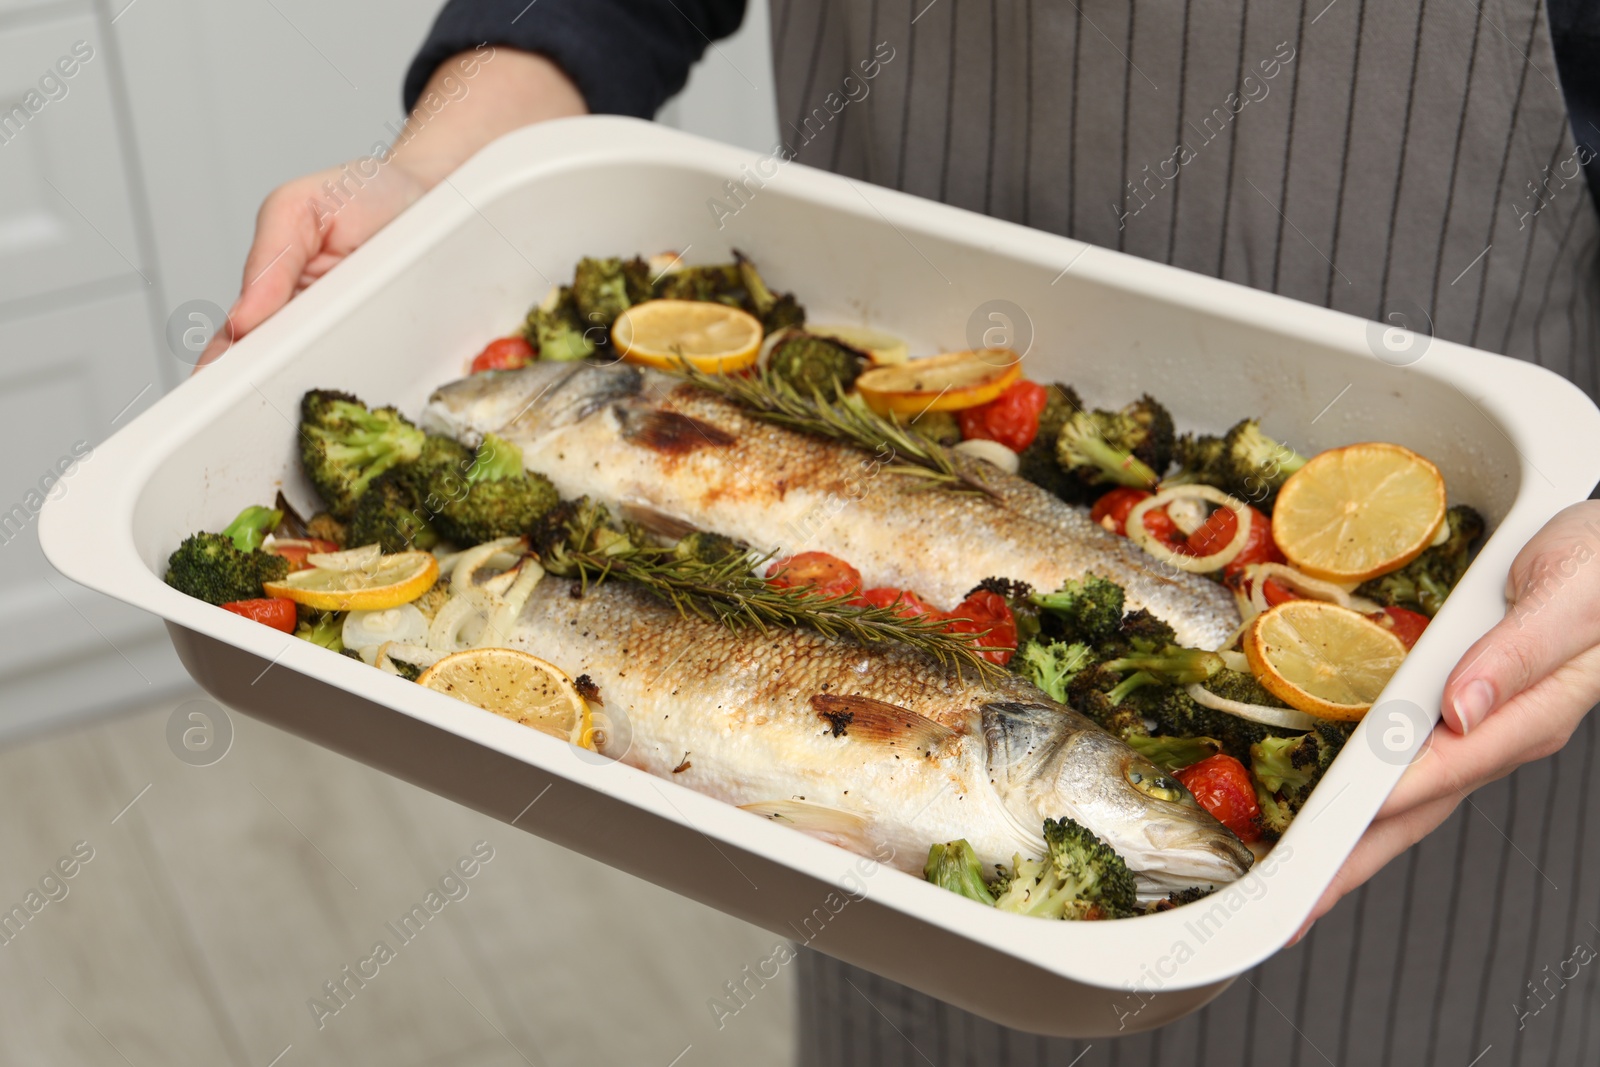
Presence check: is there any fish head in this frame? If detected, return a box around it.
[422,361,644,445]
[982,701,1254,896]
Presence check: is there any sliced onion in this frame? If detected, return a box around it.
[1218,650,1251,673]
[1165,496,1209,538]
[449,537,526,601]
[428,595,485,652]
[376,641,447,675]
[477,559,546,648]
[953,438,1020,474]
[1245,563,1382,613]
[344,604,429,654]
[1186,682,1318,730]
[1126,486,1252,573]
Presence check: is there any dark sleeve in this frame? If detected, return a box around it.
[403,0,748,118]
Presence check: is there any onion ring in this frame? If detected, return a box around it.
[1126,485,1252,573]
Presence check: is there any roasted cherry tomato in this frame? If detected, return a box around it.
[766,552,863,599]
[1090,487,1150,536]
[220,597,298,633]
[956,379,1049,452]
[1371,606,1430,650]
[1174,754,1262,842]
[265,538,341,572]
[853,587,938,618]
[1189,504,1283,566]
[470,336,536,374]
[943,589,1018,665]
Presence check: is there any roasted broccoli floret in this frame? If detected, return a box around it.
[165,532,290,605]
[1113,609,1179,656]
[924,839,997,905]
[1016,384,1089,502]
[1065,665,1150,741]
[348,470,439,553]
[673,530,749,565]
[417,434,558,545]
[1132,673,1297,761]
[304,511,348,547]
[1250,722,1352,837]
[1020,640,1093,702]
[530,496,641,575]
[653,262,743,303]
[524,286,597,362]
[1054,395,1174,490]
[1356,505,1485,616]
[908,408,963,447]
[1166,432,1229,487]
[1218,419,1307,506]
[1152,886,1216,911]
[294,610,344,651]
[222,505,282,552]
[767,332,864,397]
[1126,735,1224,774]
[1030,574,1126,643]
[298,390,426,519]
[571,256,652,330]
[992,818,1136,920]
[735,251,806,333]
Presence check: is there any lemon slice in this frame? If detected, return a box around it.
[1271,442,1447,582]
[611,299,763,373]
[854,349,1022,415]
[808,324,910,365]
[264,550,437,611]
[417,648,594,747]
[1243,600,1408,720]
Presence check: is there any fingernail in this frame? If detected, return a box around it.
[1452,678,1495,734]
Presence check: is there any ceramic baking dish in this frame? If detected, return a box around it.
[38,117,1600,1036]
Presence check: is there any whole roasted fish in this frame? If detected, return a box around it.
[425,362,1241,649]
[506,578,1252,895]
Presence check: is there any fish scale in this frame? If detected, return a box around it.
[425,362,1242,649]
[506,578,1254,895]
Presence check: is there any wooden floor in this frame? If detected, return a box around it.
[0,691,795,1067]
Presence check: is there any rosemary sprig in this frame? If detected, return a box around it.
[670,361,999,498]
[563,546,1006,680]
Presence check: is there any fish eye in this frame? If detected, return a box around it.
[1124,759,1199,808]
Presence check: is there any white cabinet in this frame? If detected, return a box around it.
[0,13,145,305]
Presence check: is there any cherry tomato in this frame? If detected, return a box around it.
[943,589,1018,665]
[766,552,864,599]
[470,336,535,374]
[220,597,298,633]
[1140,505,1185,548]
[1371,606,1430,650]
[1174,754,1262,842]
[1190,504,1283,565]
[956,379,1049,452]
[1090,487,1151,536]
[266,538,341,572]
[853,587,938,618]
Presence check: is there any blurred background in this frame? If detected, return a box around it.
[0,1,793,1063]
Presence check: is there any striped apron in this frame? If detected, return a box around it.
[768,1,1600,1063]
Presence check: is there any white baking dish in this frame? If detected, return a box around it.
[38,117,1600,1036]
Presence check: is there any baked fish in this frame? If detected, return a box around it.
[425,362,1241,649]
[505,578,1253,896]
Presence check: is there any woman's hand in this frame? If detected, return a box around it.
[197,48,586,369]
[1299,500,1600,934]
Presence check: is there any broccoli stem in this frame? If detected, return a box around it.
[1071,432,1161,489]
[222,505,283,553]
[1107,670,1159,704]
[1103,647,1225,685]
[466,434,524,484]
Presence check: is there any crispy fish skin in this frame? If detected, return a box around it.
[427,363,1241,649]
[507,579,1253,895]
